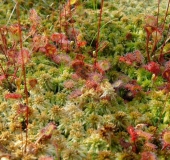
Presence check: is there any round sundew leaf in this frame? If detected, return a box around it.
[144,61,161,76]
[163,131,170,144]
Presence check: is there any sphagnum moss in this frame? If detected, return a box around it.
[1,0,170,159]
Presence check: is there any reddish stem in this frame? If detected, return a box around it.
[16,2,29,153]
[68,0,78,50]
[95,0,104,64]
[63,3,69,52]
[59,1,62,50]
[0,29,8,61]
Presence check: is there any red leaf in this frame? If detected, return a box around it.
[17,49,30,65]
[127,126,138,143]
[5,93,22,99]
[36,123,56,143]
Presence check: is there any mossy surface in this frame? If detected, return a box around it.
[0,0,170,159]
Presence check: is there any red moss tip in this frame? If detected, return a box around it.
[127,126,138,143]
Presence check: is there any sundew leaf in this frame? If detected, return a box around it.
[5,93,22,99]
[36,123,56,143]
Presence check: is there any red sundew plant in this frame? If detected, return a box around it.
[32,34,48,52]
[3,0,170,159]
[51,32,71,51]
[119,50,144,66]
[17,104,30,116]
[125,124,160,156]
[144,0,170,62]
[144,61,161,76]
[0,27,18,91]
[161,130,170,150]
[144,142,158,151]
[135,129,153,142]
[36,123,56,144]
[16,2,30,153]
[45,43,57,58]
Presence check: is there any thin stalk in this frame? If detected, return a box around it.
[146,34,151,62]
[95,0,104,64]
[156,0,160,43]
[59,1,62,50]
[16,2,29,153]
[64,3,69,51]
[150,0,160,56]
